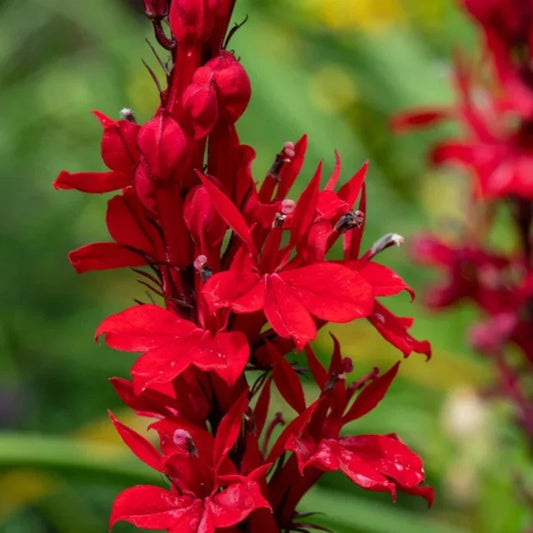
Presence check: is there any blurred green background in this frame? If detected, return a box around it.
[1,0,531,531]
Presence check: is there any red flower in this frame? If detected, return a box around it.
[96,304,249,391]
[54,111,139,193]
[109,394,271,532]
[56,1,434,530]
[260,340,432,527]
[393,52,533,199]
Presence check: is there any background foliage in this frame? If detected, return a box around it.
[1,0,530,531]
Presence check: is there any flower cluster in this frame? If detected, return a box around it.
[393,0,533,443]
[56,1,432,531]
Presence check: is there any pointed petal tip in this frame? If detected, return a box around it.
[92,109,114,127]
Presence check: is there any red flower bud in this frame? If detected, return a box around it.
[194,52,251,123]
[137,111,187,181]
[169,0,220,46]
[143,0,169,19]
[182,81,219,139]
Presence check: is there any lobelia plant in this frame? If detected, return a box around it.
[55,1,433,531]
[393,0,533,505]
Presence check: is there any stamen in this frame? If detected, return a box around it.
[120,108,137,123]
[334,210,364,233]
[281,199,296,215]
[272,213,286,228]
[362,232,404,260]
[194,255,212,282]
[267,142,296,180]
[173,429,198,457]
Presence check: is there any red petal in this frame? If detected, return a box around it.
[276,134,308,200]
[106,194,154,253]
[308,440,397,499]
[95,304,196,351]
[279,263,374,322]
[369,301,432,359]
[109,412,163,472]
[268,402,318,462]
[202,271,264,313]
[343,362,400,422]
[197,173,257,257]
[264,274,317,350]
[92,110,114,128]
[356,261,415,299]
[206,331,250,386]
[100,119,139,173]
[53,170,130,193]
[206,479,270,529]
[286,433,317,475]
[109,377,178,418]
[213,389,249,468]
[303,345,328,390]
[324,150,342,190]
[341,434,426,488]
[397,483,435,507]
[337,160,368,207]
[289,162,322,247]
[343,183,366,259]
[110,485,199,530]
[431,141,473,165]
[184,185,226,256]
[69,242,146,273]
[390,108,449,131]
[410,234,456,267]
[131,338,201,393]
[131,330,249,392]
[270,345,306,413]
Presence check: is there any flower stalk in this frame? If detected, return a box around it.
[56,2,432,531]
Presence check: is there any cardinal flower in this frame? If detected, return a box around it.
[56,0,434,530]
[96,304,249,392]
[109,392,271,533]
[259,339,432,529]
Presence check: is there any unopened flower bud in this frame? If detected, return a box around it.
[194,52,251,123]
[144,0,169,19]
[182,81,219,139]
[169,0,218,46]
[138,111,187,181]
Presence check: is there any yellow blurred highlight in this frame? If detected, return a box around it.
[319,322,491,390]
[420,170,469,227]
[308,63,358,113]
[0,470,53,519]
[297,0,405,32]
[295,0,446,32]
